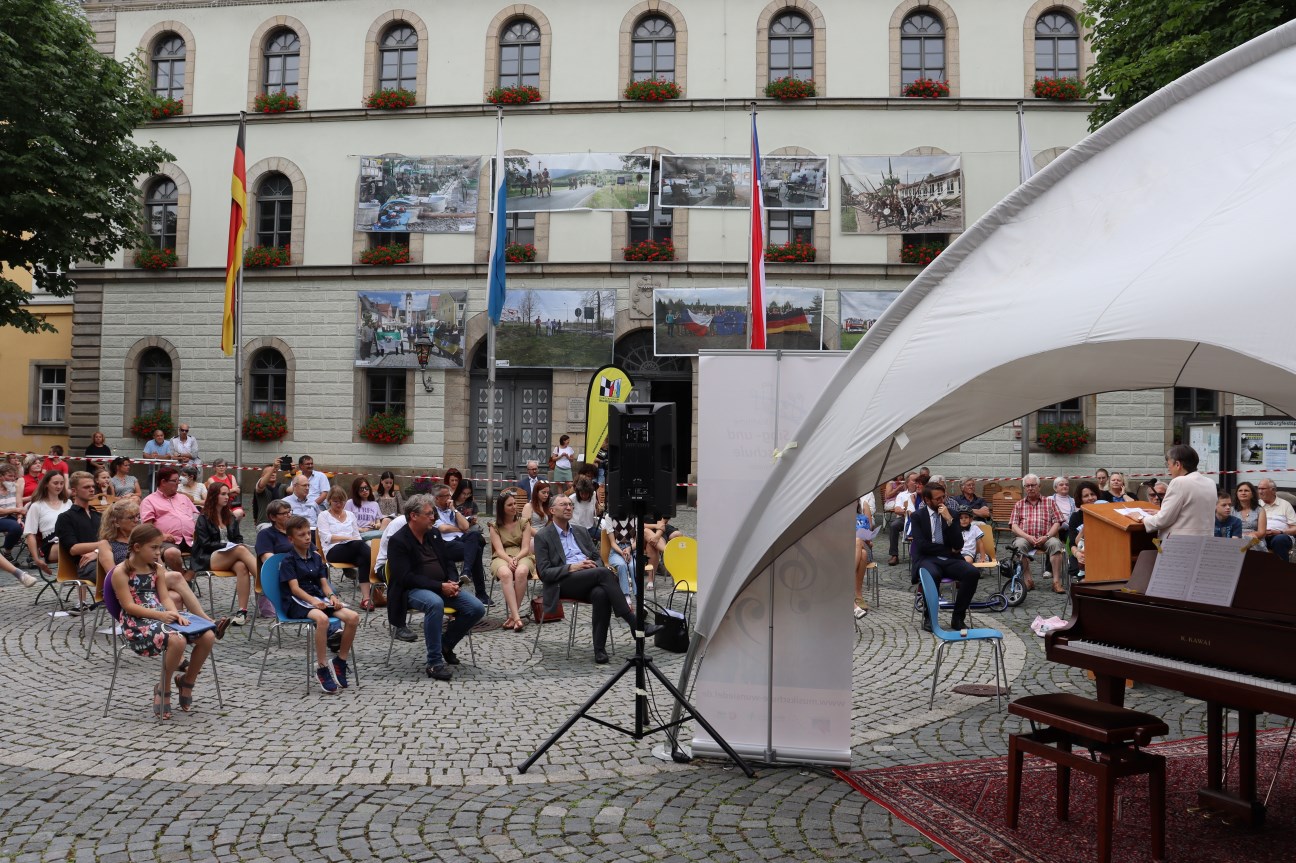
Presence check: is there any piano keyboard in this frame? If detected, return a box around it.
[1063,639,1296,696]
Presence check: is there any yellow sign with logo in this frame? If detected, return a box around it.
[584,365,635,465]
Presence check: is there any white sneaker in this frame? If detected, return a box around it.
[14,570,37,588]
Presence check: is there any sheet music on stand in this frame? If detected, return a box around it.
[1146,535,1247,606]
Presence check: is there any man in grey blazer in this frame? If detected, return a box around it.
[534,494,659,663]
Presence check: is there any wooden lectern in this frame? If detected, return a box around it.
[1080,501,1159,583]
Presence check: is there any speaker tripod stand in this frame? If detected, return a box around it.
[517,502,754,777]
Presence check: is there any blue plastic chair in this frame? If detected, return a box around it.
[918,568,1008,710]
[257,554,361,695]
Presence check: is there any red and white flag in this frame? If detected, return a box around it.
[748,112,766,349]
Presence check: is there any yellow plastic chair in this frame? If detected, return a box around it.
[48,550,95,637]
[316,531,359,602]
[663,535,698,623]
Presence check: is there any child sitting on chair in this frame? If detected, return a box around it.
[279,515,359,694]
[958,509,984,564]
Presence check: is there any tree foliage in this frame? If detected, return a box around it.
[0,0,172,332]
[1082,0,1296,130]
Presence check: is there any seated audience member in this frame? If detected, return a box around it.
[853,500,874,616]
[642,513,679,588]
[601,511,637,605]
[534,494,660,664]
[490,490,534,632]
[1094,468,1111,499]
[515,460,542,501]
[909,482,982,631]
[385,496,485,680]
[252,462,288,523]
[22,470,70,580]
[0,462,25,561]
[1257,480,1296,559]
[1215,493,1243,538]
[346,477,389,532]
[109,457,142,500]
[170,424,199,468]
[1138,445,1217,540]
[255,500,295,563]
[430,483,488,604]
[1049,477,1077,526]
[1009,473,1065,593]
[1067,481,1100,548]
[92,468,114,504]
[0,550,36,587]
[283,474,320,531]
[318,487,374,610]
[192,482,258,625]
[142,429,173,490]
[947,478,990,519]
[21,455,43,501]
[139,466,199,579]
[177,466,207,506]
[569,479,600,542]
[55,471,102,609]
[85,431,112,461]
[442,468,464,501]
[277,516,359,695]
[374,471,405,519]
[453,478,479,528]
[296,455,330,507]
[887,473,920,565]
[1104,472,1133,503]
[42,445,70,476]
[522,481,552,532]
[1232,481,1267,548]
[1152,481,1168,503]
[958,509,984,564]
[112,524,223,719]
[207,459,244,519]
[97,499,139,569]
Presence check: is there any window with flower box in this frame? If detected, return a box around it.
[250,349,288,416]
[264,28,301,96]
[505,213,536,246]
[632,15,676,82]
[901,13,945,87]
[138,348,173,415]
[379,24,418,92]
[500,19,541,89]
[151,34,186,100]
[367,370,406,417]
[145,178,178,251]
[768,210,813,246]
[769,12,813,82]
[1034,13,1078,81]
[256,173,293,248]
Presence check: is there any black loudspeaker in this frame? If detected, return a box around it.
[607,402,676,519]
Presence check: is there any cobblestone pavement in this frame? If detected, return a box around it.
[0,517,1271,862]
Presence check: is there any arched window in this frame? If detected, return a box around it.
[250,349,288,415]
[256,173,293,248]
[631,15,676,82]
[1035,12,1079,80]
[263,28,301,95]
[769,11,813,81]
[145,178,178,250]
[900,12,945,86]
[137,348,173,414]
[378,24,418,91]
[151,34,186,100]
[499,19,541,88]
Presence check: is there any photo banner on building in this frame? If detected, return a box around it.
[490,154,652,212]
[838,155,963,234]
[654,287,750,356]
[356,291,467,369]
[760,156,829,211]
[584,365,636,466]
[764,287,824,351]
[659,155,754,209]
[838,290,901,349]
[496,289,616,369]
[356,156,482,233]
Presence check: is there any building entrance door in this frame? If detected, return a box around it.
[469,374,553,484]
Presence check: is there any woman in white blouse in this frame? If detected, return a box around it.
[317,486,374,610]
[22,471,71,577]
[1050,476,1077,526]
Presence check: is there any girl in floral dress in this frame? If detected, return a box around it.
[112,524,219,719]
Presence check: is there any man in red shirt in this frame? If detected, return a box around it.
[140,465,198,578]
[1009,473,1065,592]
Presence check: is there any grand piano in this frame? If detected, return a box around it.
[1046,546,1296,825]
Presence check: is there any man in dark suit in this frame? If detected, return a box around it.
[516,460,542,501]
[534,494,659,663]
[910,482,981,631]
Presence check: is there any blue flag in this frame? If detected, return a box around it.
[487,113,507,325]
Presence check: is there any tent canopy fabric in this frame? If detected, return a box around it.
[697,21,1296,642]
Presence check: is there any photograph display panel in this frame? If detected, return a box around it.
[356,156,481,233]
[659,155,754,209]
[838,155,964,234]
[761,157,829,211]
[653,287,750,356]
[492,154,653,212]
[495,289,616,368]
[763,287,824,351]
[356,291,467,369]
[839,291,902,349]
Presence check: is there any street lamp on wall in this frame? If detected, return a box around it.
[415,336,435,393]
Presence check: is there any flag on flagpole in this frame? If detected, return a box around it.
[487,111,508,326]
[748,110,767,350]
[1017,101,1035,185]
[221,116,247,356]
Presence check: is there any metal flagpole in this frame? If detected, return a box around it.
[486,106,504,502]
[1016,101,1034,480]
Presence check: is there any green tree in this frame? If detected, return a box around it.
[1081,0,1296,130]
[0,0,172,332]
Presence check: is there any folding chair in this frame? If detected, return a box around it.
[663,535,698,624]
[85,559,116,659]
[199,568,240,615]
[256,554,362,695]
[529,595,616,659]
[918,568,1008,710]
[101,567,224,717]
[366,537,385,626]
[47,550,95,636]
[384,602,476,667]
[317,532,360,602]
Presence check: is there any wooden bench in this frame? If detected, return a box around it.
[1006,693,1168,863]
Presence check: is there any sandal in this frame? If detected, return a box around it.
[154,684,172,720]
[174,675,194,712]
[214,617,231,640]
[360,599,375,612]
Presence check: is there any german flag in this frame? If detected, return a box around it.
[766,309,810,334]
[221,115,247,356]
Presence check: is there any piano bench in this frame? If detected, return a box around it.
[1006,693,1168,863]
